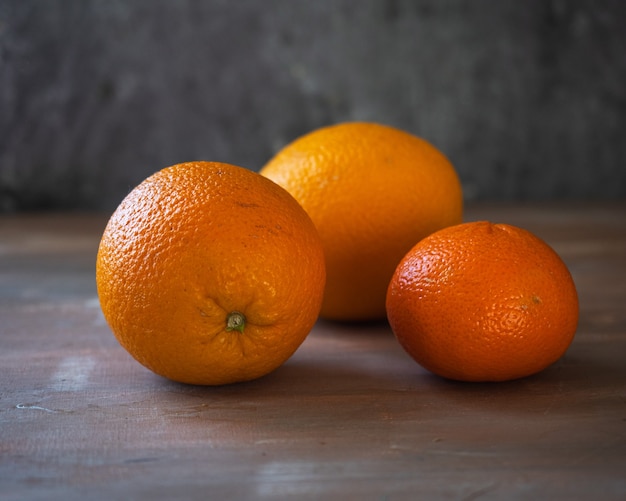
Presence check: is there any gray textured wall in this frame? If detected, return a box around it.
[1,0,625,212]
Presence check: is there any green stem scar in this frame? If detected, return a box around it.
[226,311,246,333]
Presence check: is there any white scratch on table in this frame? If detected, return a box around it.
[16,403,57,413]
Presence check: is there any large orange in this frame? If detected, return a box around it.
[96,161,326,385]
[386,221,579,382]
[260,122,462,321]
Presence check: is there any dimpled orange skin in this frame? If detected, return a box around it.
[386,221,579,382]
[260,122,463,321]
[96,161,326,385]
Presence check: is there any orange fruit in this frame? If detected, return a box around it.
[260,122,463,321]
[386,221,579,382]
[96,161,326,385]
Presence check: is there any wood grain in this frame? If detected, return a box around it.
[1,204,625,500]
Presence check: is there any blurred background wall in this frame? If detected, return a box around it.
[1,0,625,212]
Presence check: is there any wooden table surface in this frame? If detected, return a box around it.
[1,203,625,500]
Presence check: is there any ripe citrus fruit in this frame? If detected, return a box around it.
[260,122,463,321]
[96,161,326,385]
[386,221,579,382]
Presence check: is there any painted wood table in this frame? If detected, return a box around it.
[1,203,625,500]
